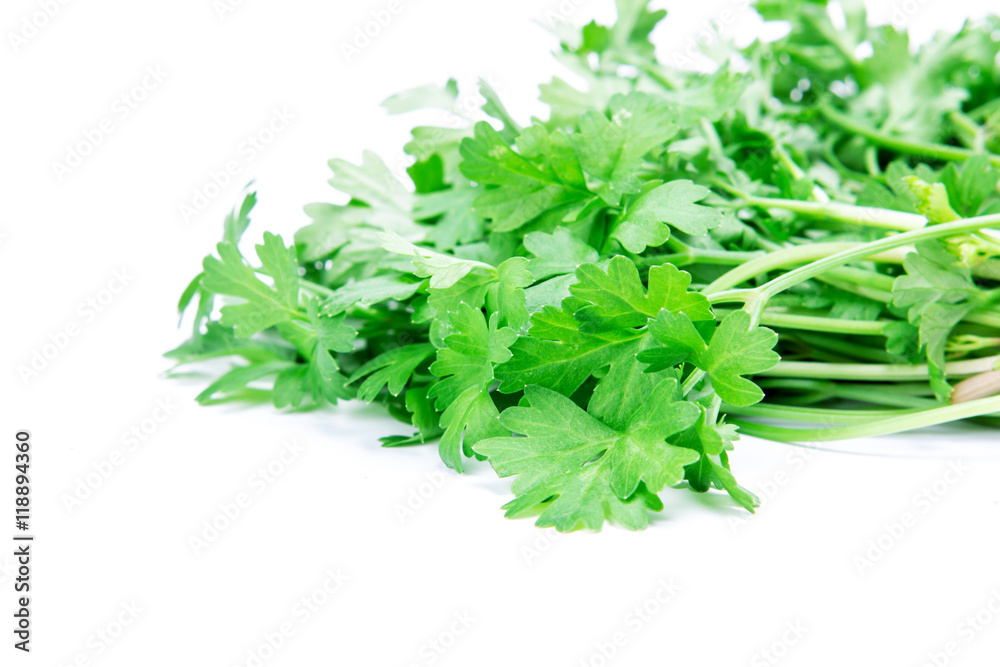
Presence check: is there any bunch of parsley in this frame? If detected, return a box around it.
[168,0,1000,531]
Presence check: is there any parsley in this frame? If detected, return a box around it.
[168,1,1000,531]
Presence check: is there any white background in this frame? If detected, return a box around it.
[3,0,1000,665]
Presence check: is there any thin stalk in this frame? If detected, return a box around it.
[830,386,939,408]
[774,145,830,203]
[864,146,881,177]
[738,193,927,231]
[823,265,896,291]
[757,379,941,408]
[722,403,922,425]
[640,248,764,267]
[703,242,859,294]
[757,213,1000,301]
[821,106,1000,167]
[823,135,870,182]
[681,369,707,396]
[699,118,725,159]
[708,288,758,306]
[712,309,890,336]
[809,275,1000,331]
[760,354,1000,382]
[730,394,1000,442]
[968,97,1000,120]
[705,240,910,297]
[789,332,895,363]
[969,309,1000,329]
[813,275,893,304]
[759,237,912,265]
[758,379,937,395]
[949,110,986,152]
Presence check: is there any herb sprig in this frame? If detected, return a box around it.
[168,0,1000,531]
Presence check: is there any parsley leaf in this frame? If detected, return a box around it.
[428,304,516,471]
[201,232,300,338]
[569,92,679,205]
[642,310,779,407]
[570,256,714,331]
[459,122,591,231]
[612,180,723,253]
[476,380,698,531]
[171,0,1000,532]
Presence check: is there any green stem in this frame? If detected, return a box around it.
[739,194,926,231]
[949,111,986,152]
[790,332,895,363]
[761,354,1000,381]
[640,248,764,267]
[700,118,725,158]
[704,242,859,294]
[705,240,910,298]
[722,403,921,425]
[968,97,1000,120]
[864,146,881,177]
[823,265,897,291]
[730,394,1000,442]
[814,272,1000,329]
[758,236,911,264]
[681,369,707,396]
[757,212,1000,301]
[756,379,941,408]
[813,275,893,304]
[821,106,1000,167]
[712,309,890,336]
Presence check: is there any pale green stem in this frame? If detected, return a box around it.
[730,394,1000,442]
[703,243,859,295]
[712,309,890,336]
[757,213,1000,301]
[761,354,1000,382]
[822,106,1000,167]
[740,194,927,231]
[722,403,922,425]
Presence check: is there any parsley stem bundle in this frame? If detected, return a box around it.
[168,0,1000,531]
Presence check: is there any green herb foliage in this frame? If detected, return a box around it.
[168,0,1000,531]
